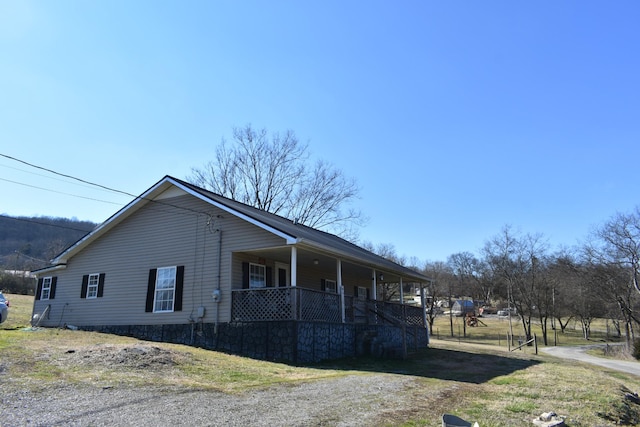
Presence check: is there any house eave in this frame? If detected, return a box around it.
[167,177,297,244]
[31,264,67,275]
[51,176,299,264]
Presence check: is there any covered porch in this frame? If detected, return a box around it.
[231,244,430,330]
[232,286,426,326]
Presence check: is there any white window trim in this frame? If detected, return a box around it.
[274,262,290,287]
[41,277,52,300]
[87,273,99,299]
[249,263,266,289]
[154,266,177,313]
[325,279,337,293]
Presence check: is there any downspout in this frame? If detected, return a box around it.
[215,230,222,334]
[337,259,345,323]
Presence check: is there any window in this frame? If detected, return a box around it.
[249,263,266,288]
[324,279,337,293]
[356,286,368,300]
[36,276,56,301]
[41,277,52,300]
[81,273,105,299]
[145,266,184,313]
[154,266,176,312]
[87,274,99,298]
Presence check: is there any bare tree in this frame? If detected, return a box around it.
[483,225,552,344]
[189,125,365,239]
[423,261,455,335]
[583,209,640,345]
[447,251,495,304]
[546,252,578,333]
[586,208,640,296]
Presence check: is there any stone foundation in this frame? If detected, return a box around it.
[80,321,429,364]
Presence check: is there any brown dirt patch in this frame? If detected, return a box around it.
[55,343,191,369]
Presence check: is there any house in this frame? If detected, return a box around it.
[31,176,431,363]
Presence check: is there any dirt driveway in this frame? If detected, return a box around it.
[1,373,434,426]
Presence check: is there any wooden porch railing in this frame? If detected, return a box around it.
[231,287,424,327]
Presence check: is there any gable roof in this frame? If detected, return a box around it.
[47,176,430,282]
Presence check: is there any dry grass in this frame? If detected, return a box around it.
[3,294,640,426]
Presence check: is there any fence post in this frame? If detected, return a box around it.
[534,334,538,355]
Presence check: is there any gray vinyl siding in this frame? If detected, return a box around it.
[295,266,373,295]
[33,194,287,327]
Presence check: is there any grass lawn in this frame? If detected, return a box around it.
[430,312,625,349]
[2,294,640,426]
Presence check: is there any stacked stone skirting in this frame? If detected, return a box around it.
[80,321,429,363]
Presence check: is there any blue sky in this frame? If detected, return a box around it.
[1,1,639,263]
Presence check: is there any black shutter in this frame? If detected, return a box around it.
[321,279,326,291]
[49,277,57,299]
[266,267,273,287]
[353,285,358,297]
[242,262,249,289]
[97,273,106,298]
[146,269,157,312]
[174,266,184,311]
[81,275,89,298]
[366,288,371,300]
[35,278,43,300]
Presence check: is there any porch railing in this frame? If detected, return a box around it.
[232,287,424,327]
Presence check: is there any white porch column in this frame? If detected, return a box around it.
[290,246,297,287]
[337,258,345,323]
[399,277,404,304]
[372,269,377,301]
[421,284,428,327]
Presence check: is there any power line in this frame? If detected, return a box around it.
[0,177,124,205]
[0,153,211,218]
[0,161,118,194]
[0,214,97,232]
[0,153,138,198]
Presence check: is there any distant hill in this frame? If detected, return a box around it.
[0,215,97,271]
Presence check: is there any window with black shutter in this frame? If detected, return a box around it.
[145,266,184,313]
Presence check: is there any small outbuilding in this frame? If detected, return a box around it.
[451,299,475,317]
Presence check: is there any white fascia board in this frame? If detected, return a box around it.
[167,178,298,244]
[32,264,67,276]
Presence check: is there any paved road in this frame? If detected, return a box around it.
[541,344,640,377]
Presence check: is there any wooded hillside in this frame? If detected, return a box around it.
[0,215,96,271]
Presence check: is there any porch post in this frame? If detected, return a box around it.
[291,246,298,320]
[421,284,427,327]
[337,258,345,323]
[372,269,377,301]
[290,246,297,287]
[399,277,404,304]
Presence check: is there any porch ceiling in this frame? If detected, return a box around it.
[239,245,416,284]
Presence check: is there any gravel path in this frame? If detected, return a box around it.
[541,344,640,377]
[1,374,418,426]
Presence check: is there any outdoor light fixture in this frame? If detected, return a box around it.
[313,259,319,265]
[379,274,384,281]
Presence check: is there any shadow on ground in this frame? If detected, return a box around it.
[315,346,541,384]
